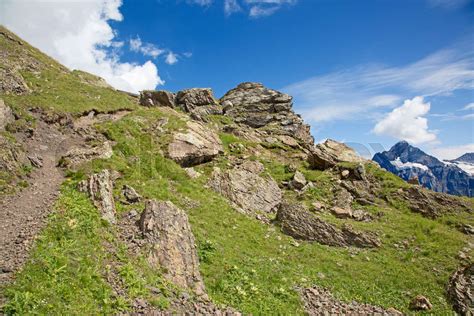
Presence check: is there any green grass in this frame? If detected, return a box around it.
[72,108,472,315]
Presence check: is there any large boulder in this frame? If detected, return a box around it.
[78,170,116,224]
[276,201,381,248]
[139,90,176,108]
[308,139,364,170]
[60,141,113,168]
[176,88,222,121]
[168,121,223,167]
[447,263,473,315]
[139,200,206,297]
[0,99,14,131]
[208,161,282,218]
[220,82,313,147]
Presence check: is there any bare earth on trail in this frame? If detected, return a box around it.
[0,120,82,301]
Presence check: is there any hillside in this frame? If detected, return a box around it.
[0,26,473,315]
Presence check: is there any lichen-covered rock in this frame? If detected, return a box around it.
[308,139,364,170]
[168,121,223,167]
[208,161,282,217]
[0,99,14,131]
[78,170,116,224]
[139,200,206,297]
[301,286,403,315]
[139,90,176,108]
[220,82,313,147]
[276,201,380,248]
[397,186,472,218]
[176,88,219,112]
[409,295,432,311]
[447,263,473,315]
[122,184,141,203]
[60,141,113,168]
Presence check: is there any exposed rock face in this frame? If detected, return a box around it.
[0,68,30,95]
[0,135,27,173]
[308,139,365,170]
[139,90,176,108]
[373,141,473,197]
[447,263,473,315]
[396,186,472,218]
[139,200,206,297]
[168,121,223,167]
[290,170,307,190]
[301,286,403,315]
[409,295,432,311]
[122,184,141,203]
[0,99,14,130]
[175,88,222,120]
[78,170,116,224]
[208,161,282,218]
[276,201,381,248]
[60,141,113,168]
[220,82,313,147]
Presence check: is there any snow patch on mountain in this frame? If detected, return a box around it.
[390,157,429,171]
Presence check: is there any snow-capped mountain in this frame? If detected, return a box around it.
[373,141,473,197]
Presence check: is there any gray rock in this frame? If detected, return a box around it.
[176,88,219,112]
[447,263,473,315]
[220,82,313,147]
[184,167,201,179]
[60,141,113,168]
[308,139,364,170]
[168,121,223,167]
[139,200,206,297]
[27,155,43,168]
[208,161,282,217]
[139,90,176,107]
[276,201,380,248]
[78,170,116,224]
[0,68,30,95]
[409,295,432,311]
[290,170,307,190]
[331,206,352,219]
[0,99,14,131]
[122,184,141,203]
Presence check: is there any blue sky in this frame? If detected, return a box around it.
[2,0,473,159]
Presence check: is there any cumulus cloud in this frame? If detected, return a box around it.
[165,52,179,65]
[284,43,474,123]
[373,97,437,144]
[129,36,164,58]
[1,0,164,93]
[430,143,474,160]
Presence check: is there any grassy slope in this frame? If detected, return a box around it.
[1,27,473,315]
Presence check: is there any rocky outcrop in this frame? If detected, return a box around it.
[0,135,27,173]
[447,263,473,315]
[301,286,403,315]
[308,139,365,170]
[221,82,313,147]
[78,170,116,224]
[276,201,381,248]
[0,68,30,95]
[409,295,432,311]
[139,200,206,297]
[122,184,141,203]
[176,88,222,121]
[208,160,282,219]
[139,90,176,108]
[168,121,223,167]
[396,186,472,218]
[0,99,14,131]
[60,141,113,168]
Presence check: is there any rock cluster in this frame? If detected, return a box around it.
[167,121,223,167]
[276,202,381,248]
[221,82,314,147]
[208,160,282,220]
[78,170,116,224]
[139,200,206,297]
[308,139,365,170]
[0,99,14,131]
[446,263,473,315]
[300,286,403,315]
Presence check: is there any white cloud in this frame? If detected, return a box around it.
[187,0,214,6]
[430,143,474,160]
[284,44,474,123]
[463,102,474,110]
[224,0,242,15]
[165,52,178,65]
[2,0,163,93]
[129,36,164,58]
[246,0,296,17]
[373,96,437,144]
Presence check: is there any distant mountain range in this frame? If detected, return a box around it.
[373,141,473,197]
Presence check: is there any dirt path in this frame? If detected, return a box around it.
[0,120,81,302]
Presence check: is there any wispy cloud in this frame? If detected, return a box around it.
[426,0,471,9]
[284,42,474,123]
[245,0,296,18]
[130,36,164,58]
[224,0,242,15]
[430,143,474,160]
[165,52,178,65]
